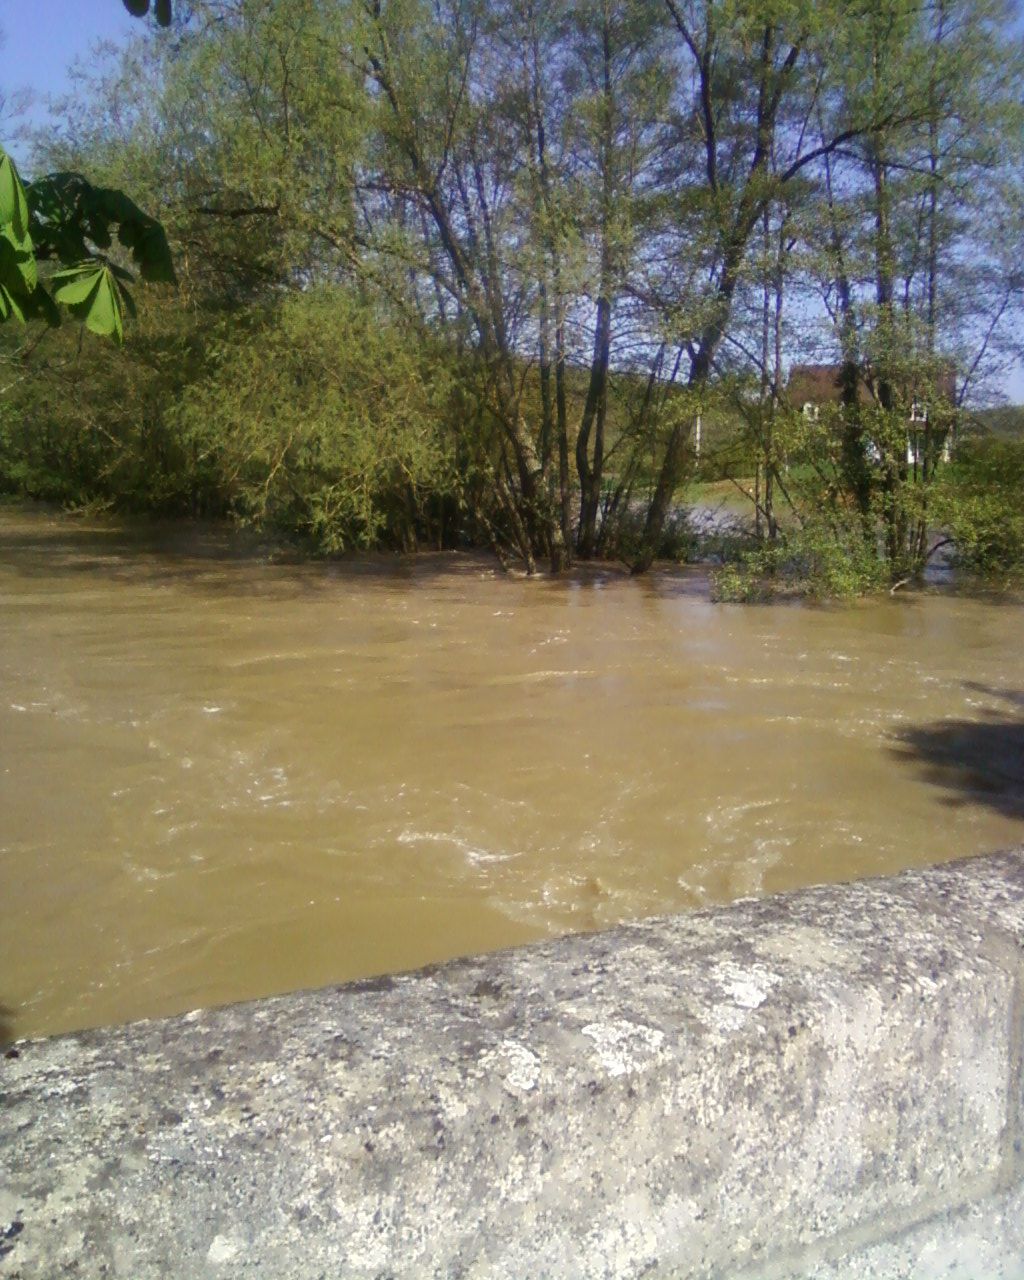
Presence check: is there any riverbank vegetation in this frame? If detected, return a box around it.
[1,0,1023,592]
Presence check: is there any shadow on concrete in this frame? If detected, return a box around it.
[893,685,1024,820]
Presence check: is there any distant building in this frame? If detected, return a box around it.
[786,363,956,466]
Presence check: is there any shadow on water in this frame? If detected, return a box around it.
[893,684,1024,820]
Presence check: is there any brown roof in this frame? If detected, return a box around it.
[786,364,849,407]
[786,362,957,410]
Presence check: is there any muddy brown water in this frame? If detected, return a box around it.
[2,506,1023,1041]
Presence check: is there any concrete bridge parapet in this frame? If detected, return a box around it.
[3,849,1024,1278]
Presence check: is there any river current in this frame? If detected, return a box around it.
[2,507,1022,1040]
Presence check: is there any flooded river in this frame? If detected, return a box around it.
[2,506,1023,1041]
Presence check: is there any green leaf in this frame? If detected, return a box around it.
[0,148,31,244]
[4,158,170,342]
[26,173,92,266]
[52,264,107,305]
[51,263,126,337]
[155,0,172,25]
[27,173,176,286]
[0,283,26,323]
[122,0,150,15]
[0,226,37,293]
[114,275,138,321]
[79,269,124,343]
[109,203,176,284]
[53,265,124,342]
[84,211,113,251]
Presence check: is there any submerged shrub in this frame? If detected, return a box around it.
[934,438,1024,584]
[173,289,460,552]
[0,294,205,512]
[712,518,886,602]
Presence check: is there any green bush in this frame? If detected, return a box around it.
[0,286,465,552]
[171,289,461,552]
[934,438,1024,583]
[0,294,206,512]
[711,518,886,601]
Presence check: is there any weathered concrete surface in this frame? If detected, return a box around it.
[2,849,1024,1280]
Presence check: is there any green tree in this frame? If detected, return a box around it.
[626,0,940,572]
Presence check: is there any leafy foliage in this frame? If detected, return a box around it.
[712,520,887,602]
[0,287,206,509]
[0,146,174,341]
[934,439,1024,584]
[171,290,461,551]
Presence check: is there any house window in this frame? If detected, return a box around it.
[802,402,820,421]
[910,401,928,423]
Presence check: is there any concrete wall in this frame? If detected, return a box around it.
[2,849,1024,1279]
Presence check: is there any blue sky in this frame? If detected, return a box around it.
[2,0,1022,403]
[1,1,136,145]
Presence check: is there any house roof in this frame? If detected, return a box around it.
[786,362,957,409]
[786,364,850,407]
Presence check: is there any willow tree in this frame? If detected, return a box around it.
[351,0,576,570]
